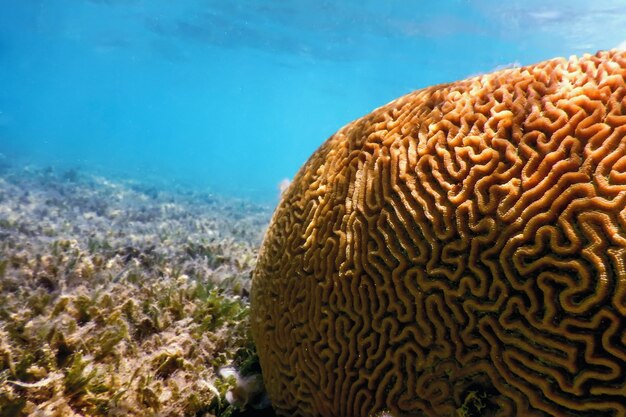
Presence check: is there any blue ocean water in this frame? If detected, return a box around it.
[1,0,625,202]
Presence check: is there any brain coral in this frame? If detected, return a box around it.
[250,50,626,417]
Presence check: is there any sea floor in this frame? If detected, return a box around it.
[0,161,275,416]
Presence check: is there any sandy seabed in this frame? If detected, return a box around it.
[0,161,275,417]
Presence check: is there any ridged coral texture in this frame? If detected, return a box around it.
[250,50,626,417]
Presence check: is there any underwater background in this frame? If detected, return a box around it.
[2,0,626,202]
[2,1,626,416]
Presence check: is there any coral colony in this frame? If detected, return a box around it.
[252,51,626,417]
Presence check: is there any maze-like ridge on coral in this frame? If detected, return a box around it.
[251,50,626,417]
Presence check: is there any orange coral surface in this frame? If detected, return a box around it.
[251,50,626,417]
